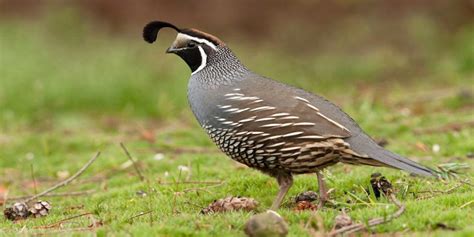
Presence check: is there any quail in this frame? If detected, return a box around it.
[143,21,437,210]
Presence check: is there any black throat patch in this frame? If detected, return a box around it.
[175,46,203,73]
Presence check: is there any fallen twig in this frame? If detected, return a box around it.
[120,142,145,182]
[184,200,205,209]
[416,180,470,200]
[34,212,94,229]
[157,180,223,185]
[329,193,405,236]
[8,190,96,202]
[127,210,153,222]
[23,152,101,203]
[460,200,474,209]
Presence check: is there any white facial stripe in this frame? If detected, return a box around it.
[178,33,218,50]
[192,46,207,75]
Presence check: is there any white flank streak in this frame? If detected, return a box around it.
[217,118,226,122]
[222,121,234,125]
[255,117,275,122]
[243,97,260,100]
[280,146,301,152]
[271,113,290,117]
[295,96,310,103]
[293,122,316,126]
[297,135,325,139]
[233,88,241,91]
[306,103,320,111]
[280,116,300,120]
[260,123,281,128]
[191,46,207,75]
[249,99,264,104]
[225,93,245,97]
[238,116,257,123]
[225,108,239,112]
[232,108,250,113]
[250,106,276,112]
[179,33,217,50]
[282,131,304,137]
[249,131,264,135]
[317,112,349,131]
[279,123,293,127]
[260,135,282,141]
[227,96,260,101]
[236,131,248,136]
[267,142,286,147]
[217,105,231,109]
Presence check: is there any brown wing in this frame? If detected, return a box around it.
[206,87,358,171]
[213,88,351,140]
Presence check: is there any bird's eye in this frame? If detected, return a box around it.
[187,41,197,48]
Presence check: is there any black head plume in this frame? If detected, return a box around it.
[143,21,181,44]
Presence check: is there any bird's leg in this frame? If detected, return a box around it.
[316,170,328,209]
[270,173,293,210]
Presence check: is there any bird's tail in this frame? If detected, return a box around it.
[346,133,439,177]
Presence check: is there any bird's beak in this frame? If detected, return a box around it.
[166,46,178,54]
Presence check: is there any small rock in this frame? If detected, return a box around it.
[244,210,288,237]
[25,152,35,160]
[177,165,190,172]
[294,191,318,203]
[153,153,165,161]
[375,138,389,147]
[120,160,133,169]
[56,170,70,180]
[434,222,456,231]
[432,144,441,153]
[334,210,353,229]
[466,152,474,159]
[136,190,147,197]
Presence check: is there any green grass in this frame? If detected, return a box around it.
[0,14,473,236]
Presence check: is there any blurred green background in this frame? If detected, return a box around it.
[0,1,473,235]
[1,0,473,127]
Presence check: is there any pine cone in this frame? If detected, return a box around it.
[3,202,30,221]
[294,200,317,211]
[370,173,393,198]
[28,200,52,218]
[295,191,318,203]
[201,196,258,214]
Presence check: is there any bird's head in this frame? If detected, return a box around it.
[143,21,225,75]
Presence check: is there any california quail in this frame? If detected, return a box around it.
[143,21,437,210]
